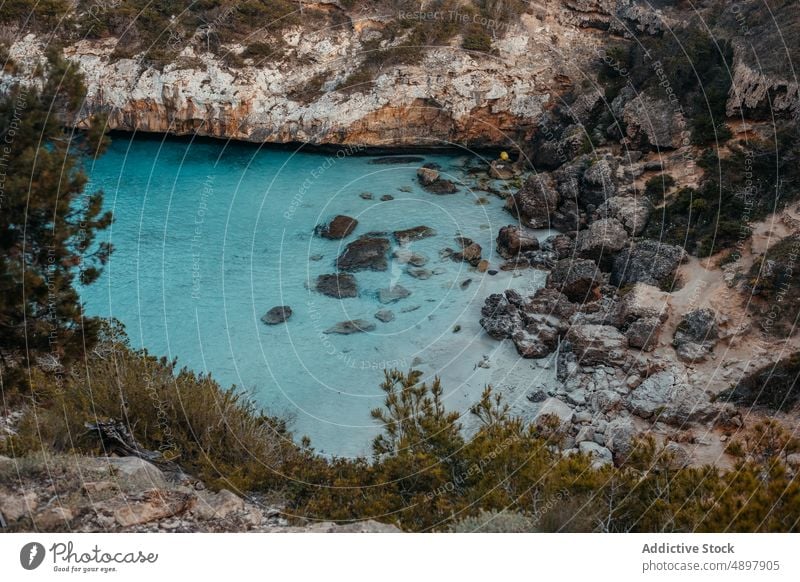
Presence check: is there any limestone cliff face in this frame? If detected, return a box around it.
[4,2,623,147]
[2,0,795,146]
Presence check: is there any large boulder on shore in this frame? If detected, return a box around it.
[625,369,714,425]
[479,290,565,358]
[547,258,602,302]
[496,225,540,259]
[505,174,560,228]
[315,274,358,298]
[673,308,718,362]
[576,218,628,263]
[315,215,358,239]
[566,324,628,366]
[610,239,687,287]
[595,196,651,236]
[336,236,391,271]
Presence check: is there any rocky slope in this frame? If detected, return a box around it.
[2,0,793,147]
[0,453,398,532]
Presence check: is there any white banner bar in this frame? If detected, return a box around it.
[2,533,797,581]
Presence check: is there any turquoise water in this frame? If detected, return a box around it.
[82,136,553,457]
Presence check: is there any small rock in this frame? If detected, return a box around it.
[579,441,613,468]
[324,320,376,334]
[380,194,394,201]
[400,305,421,313]
[193,489,245,520]
[34,506,74,530]
[477,259,489,273]
[375,310,395,323]
[527,389,548,403]
[359,192,373,200]
[262,306,293,325]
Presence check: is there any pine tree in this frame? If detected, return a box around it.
[0,47,112,375]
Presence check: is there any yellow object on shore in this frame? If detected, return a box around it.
[499,151,509,161]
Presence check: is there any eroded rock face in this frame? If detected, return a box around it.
[615,88,687,150]
[496,225,540,259]
[336,237,391,271]
[505,174,560,228]
[315,215,358,239]
[610,240,687,287]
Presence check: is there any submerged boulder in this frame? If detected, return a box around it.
[378,285,411,304]
[394,226,436,244]
[261,306,293,325]
[417,164,458,194]
[315,274,358,298]
[336,236,391,271]
[315,215,358,239]
[324,319,376,334]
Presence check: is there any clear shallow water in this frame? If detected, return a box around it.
[82,136,555,457]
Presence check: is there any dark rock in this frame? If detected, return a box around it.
[417,164,458,194]
[460,279,473,290]
[359,192,374,200]
[453,243,482,266]
[505,173,559,228]
[547,258,602,302]
[315,274,358,298]
[610,239,687,287]
[581,158,618,206]
[488,269,498,275]
[262,306,293,325]
[527,389,549,403]
[542,233,575,259]
[380,194,394,201]
[324,319,376,334]
[394,226,437,244]
[370,156,425,165]
[315,215,358,239]
[496,225,540,259]
[336,237,391,271]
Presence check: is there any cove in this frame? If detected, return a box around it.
[82,135,556,457]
